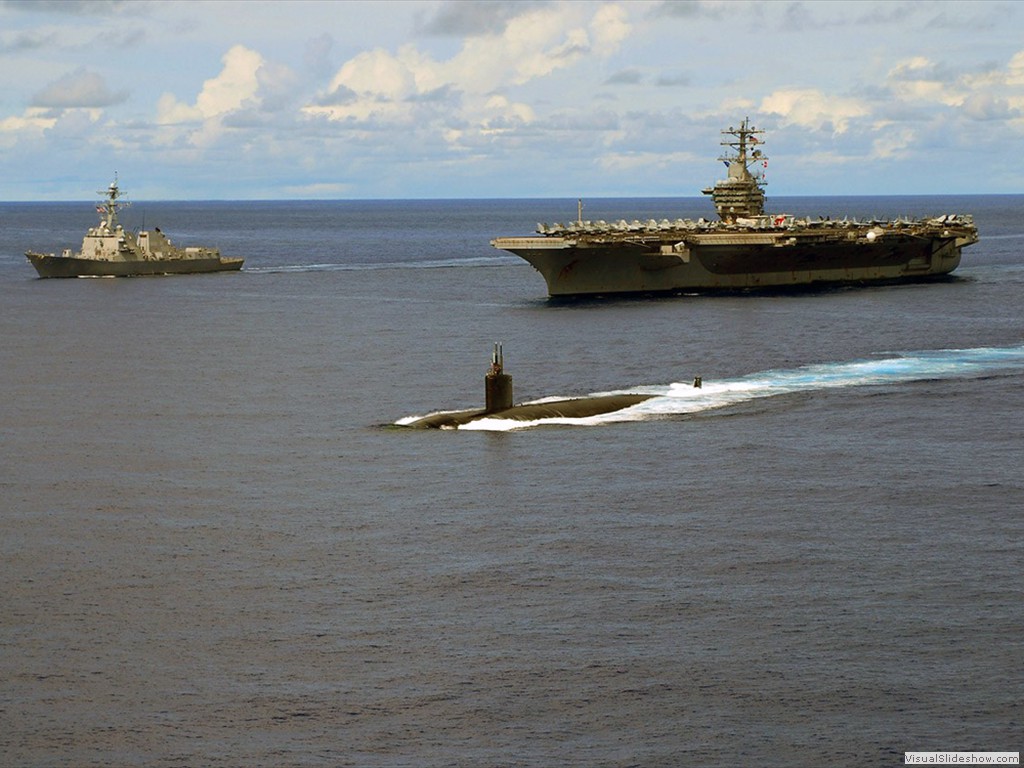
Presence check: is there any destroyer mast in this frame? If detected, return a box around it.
[96,174,130,232]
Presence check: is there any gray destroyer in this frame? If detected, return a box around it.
[26,178,243,278]
[491,118,979,297]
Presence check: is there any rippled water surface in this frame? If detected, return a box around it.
[2,195,1022,766]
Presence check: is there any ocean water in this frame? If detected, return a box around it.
[1,195,1022,767]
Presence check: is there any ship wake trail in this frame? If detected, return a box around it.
[457,345,1024,431]
[245,256,514,274]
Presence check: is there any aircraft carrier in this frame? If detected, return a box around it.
[491,118,979,297]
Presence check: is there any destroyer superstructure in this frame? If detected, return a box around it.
[491,118,978,297]
[26,177,243,278]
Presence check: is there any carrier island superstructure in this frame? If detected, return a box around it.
[491,118,978,297]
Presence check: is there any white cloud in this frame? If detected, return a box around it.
[157,45,264,123]
[1007,51,1024,86]
[155,44,267,147]
[330,48,417,101]
[759,89,870,133]
[30,67,128,108]
[959,49,1024,119]
[877,50,1024,126]
[591,3,630,48]
[885,56,963,107]
[961,92,1014,121]
[196,45,263,116]
[304,3,633,143]
[0,108,58,146]
[2,0,1023,198]
[870,126,916,159]
[478,94,535,134]
[155,92,202,126]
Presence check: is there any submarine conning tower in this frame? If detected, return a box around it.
[485,343,513,413]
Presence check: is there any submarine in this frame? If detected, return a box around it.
[401,345,691,429]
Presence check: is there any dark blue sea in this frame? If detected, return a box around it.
[1,195,1022,767]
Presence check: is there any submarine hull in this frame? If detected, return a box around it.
[405,393,654,429]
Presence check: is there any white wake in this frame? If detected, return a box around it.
[454,345,1024,431]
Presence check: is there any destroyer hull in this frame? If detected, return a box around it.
[495,231,968,297]
[26,252,244,279]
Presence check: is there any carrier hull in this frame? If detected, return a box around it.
[495,226,972,297]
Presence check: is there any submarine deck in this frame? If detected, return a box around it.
[405,393,654,429]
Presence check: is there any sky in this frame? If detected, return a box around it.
[1,0,1022,200]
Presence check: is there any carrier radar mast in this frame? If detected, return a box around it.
[702,117,767,222]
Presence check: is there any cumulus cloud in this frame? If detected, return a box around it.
[255,59,301,113]
[591,3,630,48]
[885,56,962,106]
[479,94,535,132]
[0,58,121,146]
[6,0,1021,198]
[960,92,1014,121]
[870,126,917,159]
[755,46,1024,170]
[304,2,633,144]
[314,83,358,108]
[0,108,58,143]
[154,44,262,148]
[1007,50,1024,86]
[195,46,263,118]
[759,88,870,133]
[960,50,1024,113]
[419,0,544,36]
[157,45,265,125]
[963,49,1024,119]
[31,68,128,109]
[330,48,417,101]
[879,50,1024,122]
[150,44,302,152]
